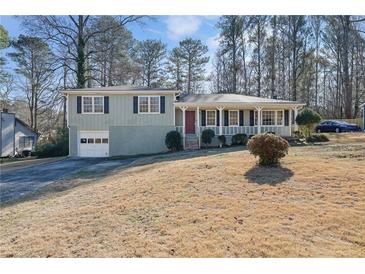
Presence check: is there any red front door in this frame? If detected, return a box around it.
[185,111,196,134]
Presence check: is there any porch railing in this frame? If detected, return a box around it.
[222,126,258,135]
[177,126,291,136]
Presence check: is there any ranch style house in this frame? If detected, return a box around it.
[63,86,305,157]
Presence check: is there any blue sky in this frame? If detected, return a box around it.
[0,15,220,71]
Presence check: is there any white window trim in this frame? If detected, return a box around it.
[82,96,104,114]
[206,110,216,126]
[254,110,285,126]
[276,110,285,126]
[228,110,239,127]
[138,96,160,114]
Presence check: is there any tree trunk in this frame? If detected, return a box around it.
[63,64,67,129]
[76,15,86,88]
[341,16,352,118]
[270,16,277,99]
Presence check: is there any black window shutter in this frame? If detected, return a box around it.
[201,110,206,126]
[284,110,289,126]
[249,110,254,126]
[77,96,82,114]
[160,96,165,113]
[104,96,109,114]
[224,110,229,126]
[216,111,220,126]
[133,96,138,113]
[239,110,244,126]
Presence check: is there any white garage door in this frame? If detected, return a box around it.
[79,131,109,157]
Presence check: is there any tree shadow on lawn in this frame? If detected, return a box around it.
[244,165,294,185]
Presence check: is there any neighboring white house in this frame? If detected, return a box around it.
[0,109,39,157]
[63,86,305,157]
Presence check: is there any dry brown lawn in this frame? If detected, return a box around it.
[1,133,365,257]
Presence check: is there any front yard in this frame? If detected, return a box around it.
[1,133,364,257]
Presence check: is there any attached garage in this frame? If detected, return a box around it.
[79,131,109,157]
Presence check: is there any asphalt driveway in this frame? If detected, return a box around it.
[0,157,135,204]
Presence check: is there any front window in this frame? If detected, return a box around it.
[262,111,276,125]
[150,97,160,113]
[138,96,160,114]
[229,110,239,126]
[206,110,216,126]
[93,97,104,113]
[255,110,285,126]
[82,97,93,113]
[139,96,149,113]
[82,96,104,113]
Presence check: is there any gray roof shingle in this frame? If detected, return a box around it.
[176,93,301,104]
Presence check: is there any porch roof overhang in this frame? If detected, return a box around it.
[174,93,305,109]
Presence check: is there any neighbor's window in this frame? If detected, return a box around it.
[229,110,239,126]
[82,96,104,113]
[138,96,160,114]
[206,110,216,126]
[19,136,34,149]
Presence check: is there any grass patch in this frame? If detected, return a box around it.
[0,133,364,257]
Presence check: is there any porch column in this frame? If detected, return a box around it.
[288,108,292,136]
[256,106,263,134]
[217,106,224,135]
[293,106,299,131]
[196,106,200,148]
[179,106,188,149]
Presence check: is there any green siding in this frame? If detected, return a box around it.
[68,94,175,130]
[69,126,78,156]
[109,126,174,156]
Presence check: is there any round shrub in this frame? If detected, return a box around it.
[201,129,215,147]
[231,133,248,146]
[247,133,289,166]
[165,130,182,152]
[295,107,321,140]
[218,135,226,147]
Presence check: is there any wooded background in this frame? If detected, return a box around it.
[0,16,364,136]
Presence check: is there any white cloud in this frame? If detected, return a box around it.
[166,16,202,40]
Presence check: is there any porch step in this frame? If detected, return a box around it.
[185,136,199,150]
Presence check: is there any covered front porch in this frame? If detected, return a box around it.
[174,104,301,149]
